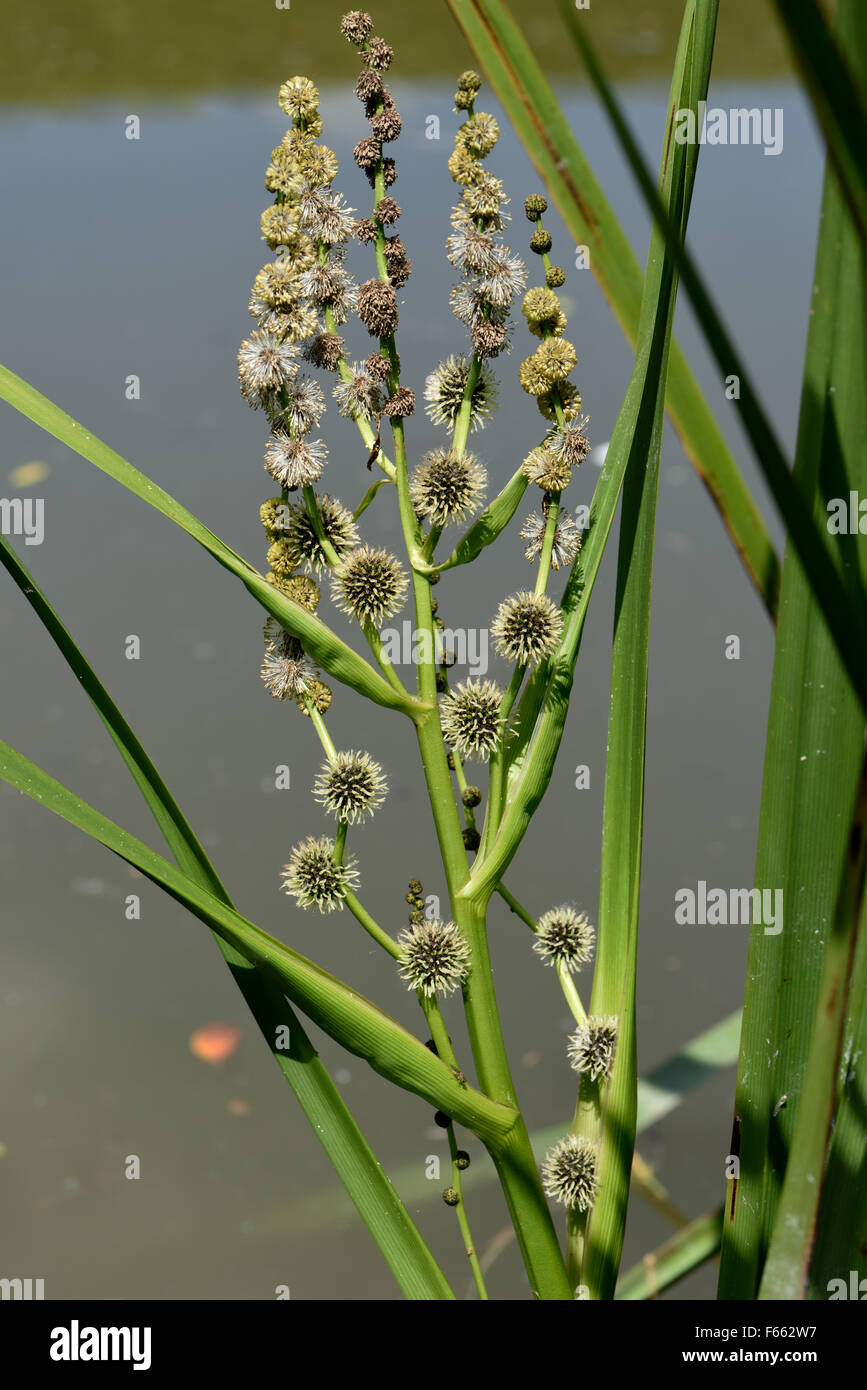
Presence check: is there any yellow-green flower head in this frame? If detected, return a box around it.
[284,495,359,574]
[266,536,297,581]
[281,835,359,913]
[541,1135,598,1212]
[424,354,498,433]
[331,545,409,627]
[282,575,321,613]
[522,443,572,493]
[447,145,483,188]
[490,590,563,665]
[457,112,500,158]
[279,76,320,122]
[265,145,305,196]
[532,905,595,972]
[519,338,578,398]
[297,189,356,246]
[264,431,327,490]
[249,260,306,313]
[568,1015,619,1082]
[260,203,301,250]
[313,750,388,824]
[462,173,508,221]
[520,510,582,571]
[296,677,332,716]
[397,919,472,997]
[538,380,583,422]
[410,448,488,527]
[440,679,504,762]
[237,331,299,406]
[301,143,339,189]
[260,496,287,540]
[522,286,567,338]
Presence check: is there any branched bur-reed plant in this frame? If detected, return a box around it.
[235,12,603,1296]
[13,0,860,1303]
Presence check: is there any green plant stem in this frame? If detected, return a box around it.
[480,663,526,856]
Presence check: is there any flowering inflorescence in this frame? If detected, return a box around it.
[490,590,563,666]
[532,905,596,974]
[313,750,388,824]
[440,679,504,762]
[281,835,360,912]
[567,1015,619,1083]
[541,1134,599,1212]
[397,919,472,997]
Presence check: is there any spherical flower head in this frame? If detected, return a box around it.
[568,1015,619,1083]
[283,574,321,613]
[260,496,287,541]
[530,227,553,255]
[551,417,591,469]
[281,835,359,913]
[279,76,320,122]
[520,339,578,396]
[261,203,301,250]
[298,189,356,247]
[382,386,415,418]
[533,905,595,973]
[331,545,409,627]
[333,364,383,421]
[522,443,573,493]
[445,223,498,275]
[457,112,500,158]
[266,536,297,580]
[261,648,314,701]
[237,331,299,406]
[458,69,483,93]
[397,919,472,997]
[370,105,403,143]
[424,355,497,434]
[411,448,487,528]
[541,1135,598,1212]
[314,750,387,825]
[441,679,503,762]
[491,591,563,665]
[520,510,582,571]
[363,36,393,71]
[355,67,383,104]
[264,431,326,490]
[476,246,528,308]
[297,677,332,716]
[524,194,548,221]
[357,279,399,337]
[538,380,583,423]
[522,287,566,338]
[284,495,359,574]
[304,331,345,372]
[274,376,326,436]
[340,10,374,44]
[546,265,567,289]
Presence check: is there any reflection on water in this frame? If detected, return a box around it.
[0,50,818,1298]
[1,0,792,105]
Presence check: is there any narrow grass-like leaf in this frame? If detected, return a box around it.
[445,0,780,616]
[568,0,717,1302]
[719,0,867,1295]
[0,365,417,716]
[431,467,529,573]
[758,764,867,1298]
[772,0,867,240]
[0,535,454,1300]
[615,1207,724,1301]
[0,739,515,1148]
[558,0,867,718]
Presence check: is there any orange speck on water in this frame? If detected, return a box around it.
[189,1022,242,1064]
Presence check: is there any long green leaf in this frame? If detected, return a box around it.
[0,534,454,1300]
[567,0,716,1301]
[0,364,417,717]
[773,0,867,239]
[719,0,867,1296]
[557,0,867,720]
[445,0,780,617]
[0,738,515,1149]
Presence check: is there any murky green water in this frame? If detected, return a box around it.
[0,0,816,1298]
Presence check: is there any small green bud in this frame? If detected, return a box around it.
[462,826,481,851]
[455,1150,471,1171]
[546,265,567,288]
[436,671,448,693]
[434,1110,451,1128]
[458,70,482,92]
[442,1187,460,1207]
[454,89,473,111]
[524,193,548,220]
[462,786,482,808]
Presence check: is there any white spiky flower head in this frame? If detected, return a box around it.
[410,448,487,527]
[520,511,582,571]
[424,355,498,432]
[331,545,409,628]
[541,1135,598,1212]
[440,679,503,762]
[284,496,359,574]
[568,1016,619,1083]
[490,591,563,665]
[397,919,472,997]
[281,835,359,913]
[313,751,387,825]
[237,331,299,406]
[264,431,327,489]
[533,906,595,974]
